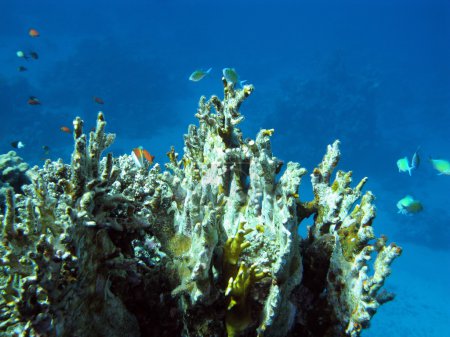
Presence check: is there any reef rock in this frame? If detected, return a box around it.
[0,80,400,337]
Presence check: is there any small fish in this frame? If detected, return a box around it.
[189,68,212,82]
[29,28,40,37]
[396,157,412,176]
[18,66,27,72]
[411,147,420,170]
[429,158,450,175]
[42,145,50,154]
[29,51,39,60]
[131,147,155,168]
[396,195,423,215]
[28,96,41,105]
[222,68,247,87]
[93,96,104,104]
[11,141,25,149]
[16,50,28,59]
[60,126,71,134]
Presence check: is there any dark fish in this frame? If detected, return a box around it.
[29,51,39,60]
[411,147,420,170]
[11,141,25,149]
[42,145,50,154]
[28,96,41,105]
[93,96,104,104]
[18,66,27,72]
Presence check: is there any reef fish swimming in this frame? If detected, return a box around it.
[93,96,104,104]
[396,195,423,215]
[396,157,412,175]
[222,67,247,87]
[11,141,25,149]
[132,147,155,168]
[189,68,212,82]
[29,28,40,37]
[28,96,41,105]
[429,158,450,175]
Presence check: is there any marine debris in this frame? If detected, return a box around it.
[0,80,401,337]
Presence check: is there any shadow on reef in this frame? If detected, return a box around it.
[0,80,401,337]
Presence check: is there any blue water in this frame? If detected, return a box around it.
[1,0,449,335]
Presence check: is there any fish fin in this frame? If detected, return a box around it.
[239,80,247,88]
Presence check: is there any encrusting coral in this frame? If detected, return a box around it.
[0,79,401,337]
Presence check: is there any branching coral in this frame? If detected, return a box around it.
[0,79,400,337]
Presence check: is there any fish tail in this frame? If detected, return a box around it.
[206,67,212,74]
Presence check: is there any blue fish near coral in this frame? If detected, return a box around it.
[222,68,247,87]
[189,68,212,82]
[396,195,423,215]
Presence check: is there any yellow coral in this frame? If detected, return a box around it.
[225,263,268,337]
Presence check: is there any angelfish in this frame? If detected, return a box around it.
[189,68,212,82]
[131,147,155,168]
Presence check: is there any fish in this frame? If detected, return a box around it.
[16,50,29,59]
[18,66,27,72]
[28,96,41,105]
[11,141,25,149]
[429,158,450,175]
[60,126,71,133]
[411,147,420,170]
[396,157,412,175]
[93,96,104,104]
[131,147,155,168]
[42,145,50,154]
[29,51,39,60]
[189,68,212,82]
[396,195,423,215]
[29,28,40,37]
[222,68,247,87]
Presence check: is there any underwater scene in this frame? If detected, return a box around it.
[0,0,449,336]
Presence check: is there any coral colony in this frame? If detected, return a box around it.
[0,80,401,337]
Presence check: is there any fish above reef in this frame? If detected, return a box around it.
[29,28,40,37]
[222,67,247,87]
[396,195,423,215]
[60,126,71,134]
[189,68,212,82]
[396,157,412,175]
[16,50,28,59]
[42,145,50,154]
[11,140,25,149]
[93,96,104,104]
[131,147,155,168]
[429,158,450,175]
[29,51,39,60]
[411,147,420,170]
[28,96,41,105]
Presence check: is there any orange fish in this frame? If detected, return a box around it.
[60,126,71,134]
[28,96,41,105]
[93,96,104,104]
[131,147,155,168]
[29,28,40,37]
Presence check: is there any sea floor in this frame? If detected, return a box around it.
[365,242,450,337]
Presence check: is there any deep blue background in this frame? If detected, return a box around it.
[1,0,449,335]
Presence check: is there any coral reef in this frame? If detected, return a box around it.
[0,80,400,337]
[0,151,30,212]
